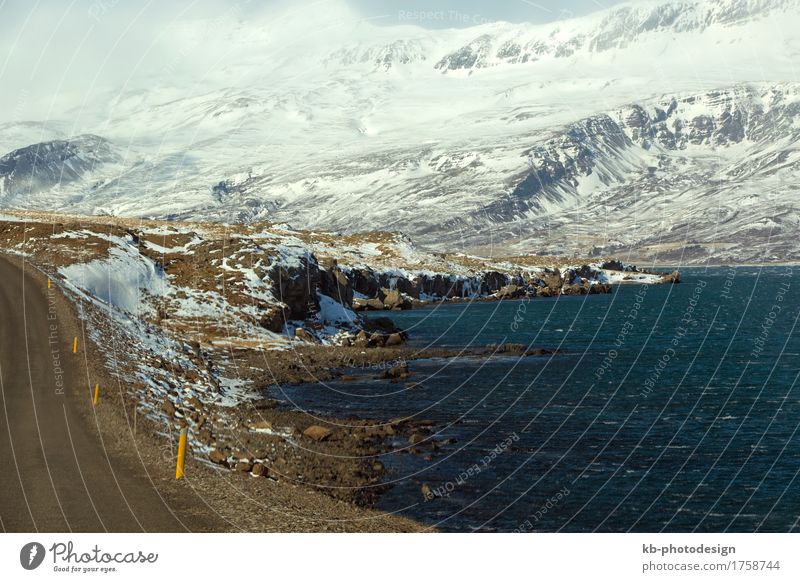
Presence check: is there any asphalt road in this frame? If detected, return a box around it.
[0,254,207,532]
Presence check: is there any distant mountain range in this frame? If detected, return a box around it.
[1,0,798,264]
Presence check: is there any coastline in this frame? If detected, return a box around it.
[12,254,431,532]
[0,211,680,532]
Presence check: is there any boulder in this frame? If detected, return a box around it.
[234,461,253,472]
[561,284,587,296]
[353,297,386,311]
[588,283,612,294]
[251,463,268,478]
[368,332,385,347]
[208,449,228,465]
[303,425,333,442]
[540,268,562,289]
[383,288,411,310]
[496,284,524,299]
[660,271,681,284]
[353,330,370,348]
[378,274,420,299]
[385,332,403,346]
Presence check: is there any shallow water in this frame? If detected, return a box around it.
[275,266,800,532]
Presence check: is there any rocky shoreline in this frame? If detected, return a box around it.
[0,211,680,530]
[200,342,564,509]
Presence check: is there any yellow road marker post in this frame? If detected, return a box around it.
[47,278,51,289]
[175,428,188,479]
[92,384,99,406]
[73,337,78,353]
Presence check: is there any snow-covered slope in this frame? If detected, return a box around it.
[1,0,798,263]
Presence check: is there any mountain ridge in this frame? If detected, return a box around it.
[0,0,797,264]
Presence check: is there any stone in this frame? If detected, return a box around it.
[353,297,386,311]
[588,283,612,294]
[496,284,524,299]
[661,270,681,284]
[383,288,411,310]
[251,463,268,477]
[209,449,227,465]
[303,425,333,442]
[353,329,370,348]
[385,332,403,346]
[234,461,253,472]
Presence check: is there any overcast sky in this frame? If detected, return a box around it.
[0,0,645,120]
[349,0,634,27]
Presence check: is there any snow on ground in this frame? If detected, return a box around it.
[2,211,675,427]
[59,236,169,316]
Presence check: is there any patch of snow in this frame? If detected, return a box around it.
[59,244,169,315]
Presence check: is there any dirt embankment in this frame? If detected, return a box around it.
[0,253,428,532]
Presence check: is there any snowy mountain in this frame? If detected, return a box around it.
[0,0,798,263]
[0,135,120,202]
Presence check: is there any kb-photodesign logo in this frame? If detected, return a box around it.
[20,542,46,570]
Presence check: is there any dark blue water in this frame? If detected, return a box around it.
[277,267,800,532]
